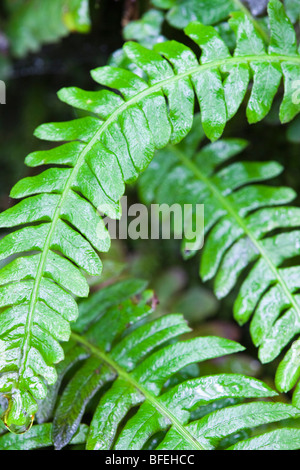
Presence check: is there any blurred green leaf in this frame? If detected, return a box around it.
[5,0,91,57]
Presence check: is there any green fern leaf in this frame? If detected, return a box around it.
[1,0,300,431]
[1,281,300,450]
[46,283,300,451]
[138,116,300,401]
[228,428,300,450]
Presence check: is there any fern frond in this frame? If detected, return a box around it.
[1,0,300,431]
[138,116,300,401]
[36,282,299,451]
[0,281,299,450]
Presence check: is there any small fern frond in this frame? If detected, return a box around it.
[1,0,300,430]
[138,116,300,401]
[33,282,298,451]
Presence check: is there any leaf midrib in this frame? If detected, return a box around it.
[70,331,206,450]
[18,52,300,388]
[171,145,300,325]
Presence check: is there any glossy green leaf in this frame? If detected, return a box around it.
[158,402,300,450]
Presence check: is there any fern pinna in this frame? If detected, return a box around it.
[0,0,300,431]
[2,281,300,450]
[138,116,300,405]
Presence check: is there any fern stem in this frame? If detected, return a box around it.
[70,331,207,450]
[171,145,300,328]
[16,51,300,394]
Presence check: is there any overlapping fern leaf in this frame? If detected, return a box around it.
[138,115,300,402]
[0,0,300,431]
[151,0,299,31]
[3,281,296,451]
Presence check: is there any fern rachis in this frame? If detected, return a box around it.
[0,0,300,430]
